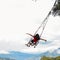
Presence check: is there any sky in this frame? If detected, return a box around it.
[0,0,60,54]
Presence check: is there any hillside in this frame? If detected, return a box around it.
[40,56,60,60]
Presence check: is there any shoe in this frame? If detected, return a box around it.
[25,44,28,46]
[34,45,36,48]
[45,40,47,42]
[25,44,30,47]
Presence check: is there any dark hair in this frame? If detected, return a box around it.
[34,34,40,40]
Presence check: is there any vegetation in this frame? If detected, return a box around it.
[40,56,60,60]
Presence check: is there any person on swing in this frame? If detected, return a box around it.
[25,33,47,48]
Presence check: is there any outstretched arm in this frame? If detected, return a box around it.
[40,38,47,42]
[26,33,34,38]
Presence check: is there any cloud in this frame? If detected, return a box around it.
[0,50,9,54]
[20,39,60,54]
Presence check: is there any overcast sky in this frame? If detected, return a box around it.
[0,0,60,54]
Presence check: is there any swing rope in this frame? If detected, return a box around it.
[34,11,51,36]
[34,0,57,36]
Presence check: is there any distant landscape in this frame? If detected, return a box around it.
[0,58,15,60]
[0,56,60,60]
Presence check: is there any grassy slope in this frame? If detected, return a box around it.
[40,56,60,60]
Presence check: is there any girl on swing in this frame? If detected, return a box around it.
[25,33,47,48]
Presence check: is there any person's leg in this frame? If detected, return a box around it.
[26,39,33,47]
[30,40,34,46]
[25,40,31,47]
[33,42,36,48]
[27,40,32,47]
[34,41,39,48]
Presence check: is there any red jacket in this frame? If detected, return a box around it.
[33,36,37,43]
